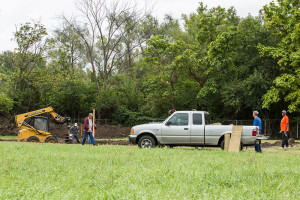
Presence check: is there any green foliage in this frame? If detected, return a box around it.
[0,93,14,114]
[0,1,298,125]
[260,0,300,112]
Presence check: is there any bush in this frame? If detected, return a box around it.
[0,93,14,114]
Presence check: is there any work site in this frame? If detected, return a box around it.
[0,0,299,199]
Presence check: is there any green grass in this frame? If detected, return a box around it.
[0,142,299,199]
[0,135,17,140]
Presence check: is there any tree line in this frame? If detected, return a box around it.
[0,0,299,126]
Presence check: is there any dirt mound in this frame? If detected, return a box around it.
[0,124,18,136]
[50,123,130,139]
[94,125,131,139]
[95,140,131,145]
[261,139,299,148]
[0,119,131,140]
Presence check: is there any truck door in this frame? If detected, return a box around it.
[161,113,190,144]
[190,113,204,144]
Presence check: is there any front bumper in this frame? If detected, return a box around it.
[128,135,138,144]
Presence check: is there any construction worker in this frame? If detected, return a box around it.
[69,123,80,143]
[253,111,262,153]
[82,113,96,145]
[280,110,289,149]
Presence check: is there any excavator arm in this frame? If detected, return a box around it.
[15,107,71,130]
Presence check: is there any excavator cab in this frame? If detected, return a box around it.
[30,117,49,133]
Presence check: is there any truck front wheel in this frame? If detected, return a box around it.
[138,136,156,148]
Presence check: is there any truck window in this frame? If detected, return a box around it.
[168,113,189,126]
[205,113,211,125]
[193,113,202,125]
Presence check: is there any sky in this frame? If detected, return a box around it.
[0,0,273,52]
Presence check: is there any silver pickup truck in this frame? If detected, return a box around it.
[128,111,259,149]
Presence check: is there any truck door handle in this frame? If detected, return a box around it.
[184,128,189,130]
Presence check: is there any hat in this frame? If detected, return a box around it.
[75,123,78,126]
[282,110,286,113]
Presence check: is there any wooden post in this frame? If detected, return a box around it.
[224,133,230,151]
[80,124,83,139]
[93,109,95,137]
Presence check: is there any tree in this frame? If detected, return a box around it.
[13,22,47,93]
[49,24,85,76]
[64,0,149,92]
[259,0,300,112]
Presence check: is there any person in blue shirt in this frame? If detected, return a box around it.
[253,111,262,153]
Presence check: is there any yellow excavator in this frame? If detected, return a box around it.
[15,107,71,143]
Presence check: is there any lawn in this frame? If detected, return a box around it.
[0,142,299,199]
[0,135,17,140]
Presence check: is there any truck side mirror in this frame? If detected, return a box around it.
[165,121,171,126]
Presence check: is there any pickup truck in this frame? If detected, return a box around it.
[128,111,259,149]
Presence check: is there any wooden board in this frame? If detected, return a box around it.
[93,109,95,137]
[224,133,230,151]
[228,126,243,152]
[80,124,83,139]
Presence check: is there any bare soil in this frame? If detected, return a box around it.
[261,138,299,148]
[49,123,131,139]
[95,140,131,145]
[0,121,132,145]
[0,122,131,139]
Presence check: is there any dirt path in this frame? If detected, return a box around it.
[0,137,132,145]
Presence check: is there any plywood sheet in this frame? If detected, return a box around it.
[228,126,243,152]
[224,133,230,151]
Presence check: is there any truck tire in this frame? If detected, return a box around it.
[138,135,156,148]
[27,136,40,143]
[220,139,243,151]
[220,140,225,150]
[45,136,58,143]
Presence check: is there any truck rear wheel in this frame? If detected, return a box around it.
[27,136,40,143]
[45,136,58,143]
[138,136,156,148]
[221,140,225,150]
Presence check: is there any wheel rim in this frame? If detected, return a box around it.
[31,139,37,142]
[141,139,152,148]
[48,139,55,143]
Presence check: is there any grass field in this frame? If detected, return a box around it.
[0,142,299,199]
[0,136,17,140]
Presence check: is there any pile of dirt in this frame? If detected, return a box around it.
[261,138,299,148]
[95,140,131,145]
[0,119,131,139]
[0,123,18,136]
[94,124,131,139]
[49,123,131,139]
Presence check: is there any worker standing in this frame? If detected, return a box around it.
[253,111,262,153]
[280,110,289,149]
[82,113,96,145]
[69,123,80,143]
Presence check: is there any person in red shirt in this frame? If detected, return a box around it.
[280,110,289,149]
[82,113,96,145]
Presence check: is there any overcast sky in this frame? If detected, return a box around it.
[0,0,273,52]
